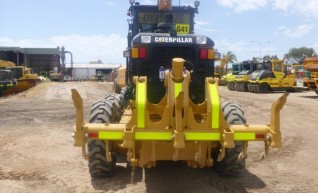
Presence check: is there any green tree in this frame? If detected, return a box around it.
[284,47,317,64]
[263,55,279,61]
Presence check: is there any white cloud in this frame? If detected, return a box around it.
[272,0,318,18]
[0,34,127,64]
[139,0,156,5]
[105,2,115,6]
[217,0,318,18]
[102,0,116,6]
[205,29,219,33]
[310,43,318,54]
[214,39,250,61]
[277,24,313,38]
[195,21,210,26]
[214,39,281,62]
[216,0,268,12]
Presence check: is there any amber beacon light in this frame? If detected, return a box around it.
[158,0,172,10]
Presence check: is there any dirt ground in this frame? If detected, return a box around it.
[0,81,317,193]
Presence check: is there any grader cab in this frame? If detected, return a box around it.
[71,0,288,178]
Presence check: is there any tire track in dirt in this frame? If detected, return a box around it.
[0,168,47,182]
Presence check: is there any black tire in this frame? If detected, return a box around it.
[119,87,129,109]
[315,90,318,95]
[88,94,122,178]
[255,84,260,93]
[259,83,269,93]
[247,84,252,92]
[237,83,242,91]
[251,85,256,93]
[239,82,244,92]
[228,82,233,91]
[213,101,246,177]
[242,83,248,92]
[233,82,237,91]
[227,82,231,90]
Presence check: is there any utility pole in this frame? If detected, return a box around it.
[250,41,271,59]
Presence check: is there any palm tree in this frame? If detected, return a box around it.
[224,51,237,74]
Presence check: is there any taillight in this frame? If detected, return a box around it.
[255,133,265,139]
[132,47,147,59]
[139,47,147,59]
[200,49,208,60]
[200,49,214,60]
[88,132,99,138]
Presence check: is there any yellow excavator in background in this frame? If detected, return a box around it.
[214,54,230,85]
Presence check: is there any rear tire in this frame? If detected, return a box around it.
[88,94,122,178]
[213,101,246,177]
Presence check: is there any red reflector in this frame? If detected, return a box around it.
[139,47,147,59]
[256,134,265,139]
[200,49,208,59]
[88,132,99,138]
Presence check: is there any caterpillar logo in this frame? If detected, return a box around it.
[154,37,193,43]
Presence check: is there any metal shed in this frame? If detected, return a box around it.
[72,63,121,81]
[0,47,61,75]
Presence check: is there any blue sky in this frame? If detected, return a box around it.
[0,0,317,65]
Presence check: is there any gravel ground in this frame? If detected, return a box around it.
[0,81,317,193]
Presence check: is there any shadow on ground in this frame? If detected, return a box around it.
[91,161,265,193]
[299,95,318,100]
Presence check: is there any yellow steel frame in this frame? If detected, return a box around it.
[71,58,288,168]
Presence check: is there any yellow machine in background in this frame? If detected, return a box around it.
[293,64,312,89]
[0,60,15,67]
[113,66,126,93]
[226,62,242,90]
[0,60,39,95]
[248,60,296,93]
[302,57,318,95]
[214,54,230,85]
[49,71,63,82]
[0,69,16,96]
[229,60,262,92]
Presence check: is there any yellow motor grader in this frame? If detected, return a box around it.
[71,0,288,178]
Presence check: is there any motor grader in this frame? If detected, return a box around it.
[71,0,288,178]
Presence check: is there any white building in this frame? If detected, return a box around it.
[70,63,122,81]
